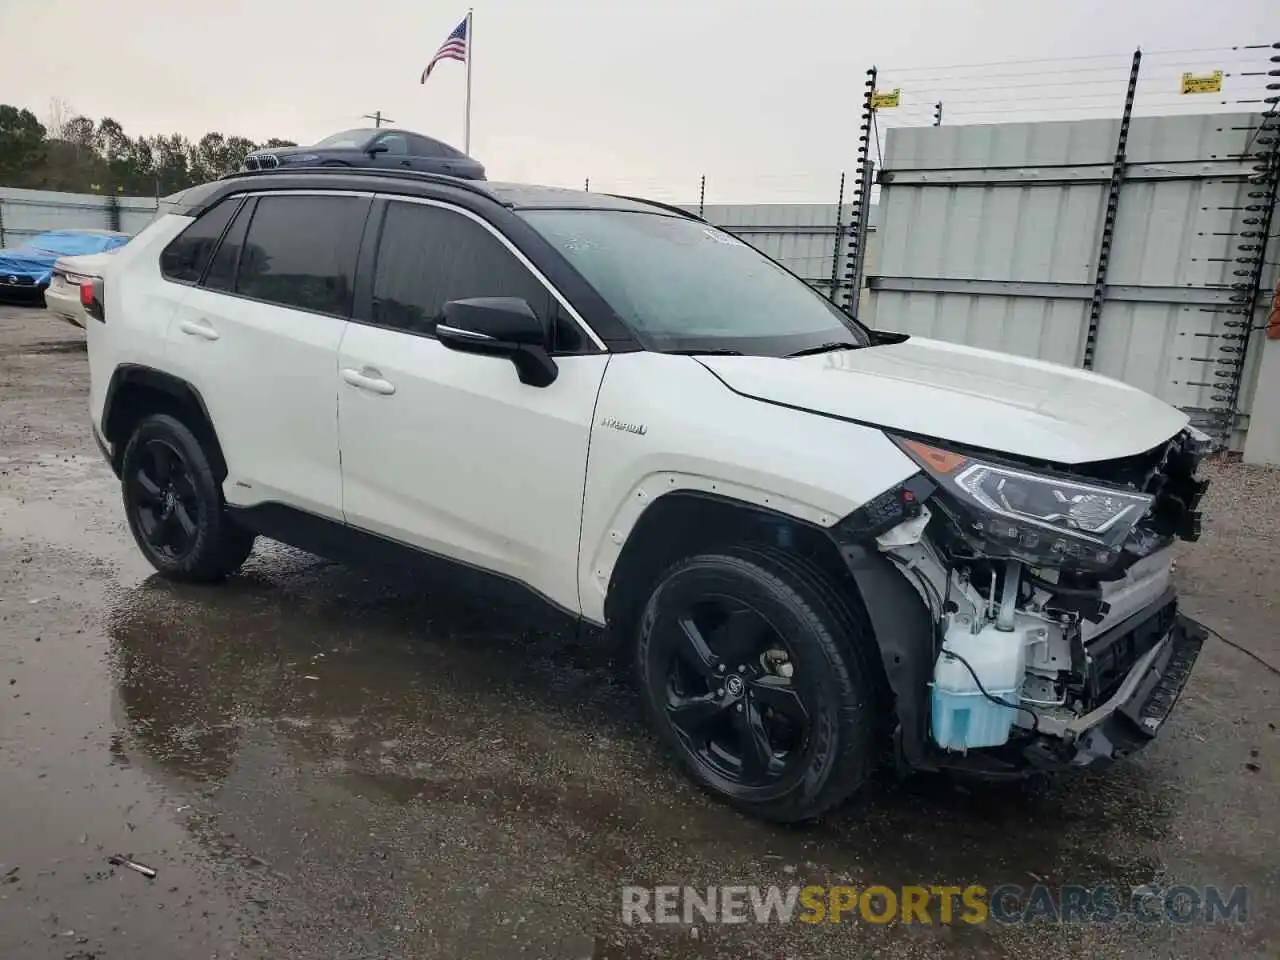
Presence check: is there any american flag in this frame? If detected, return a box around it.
[420,16,468,83]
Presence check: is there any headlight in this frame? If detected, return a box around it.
[893,437,1154,567]
[280,153,320,164]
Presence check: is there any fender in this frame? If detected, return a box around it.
[577,352,919,623]
[101,364,227,479]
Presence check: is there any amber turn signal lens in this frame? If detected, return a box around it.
[901,439,969,475]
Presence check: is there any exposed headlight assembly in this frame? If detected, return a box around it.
[279,153,321,164]
[892,437,1154,568]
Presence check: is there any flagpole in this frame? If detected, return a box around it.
[464,7,474,155]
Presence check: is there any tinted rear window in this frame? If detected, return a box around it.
[234,195,368,316]
[160,199,240,283]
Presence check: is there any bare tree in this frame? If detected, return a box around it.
[44,96,74,140]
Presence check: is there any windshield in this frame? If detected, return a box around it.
[312,129,371,149]
[520,209,870,355]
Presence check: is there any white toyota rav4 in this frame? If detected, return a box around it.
[85,169,1211,822]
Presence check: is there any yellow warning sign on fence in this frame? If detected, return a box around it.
[1180,71,1223,95]
[871,89,901,109]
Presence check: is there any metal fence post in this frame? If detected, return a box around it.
[849,159,875,313]
[698,175,706,219]
[1206,47,1280,443]
[1080,48,1141,370]
[841,67,878,316]
[828,171,846,302]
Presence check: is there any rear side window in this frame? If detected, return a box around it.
[203,198,255,292]
[234,195,368,316]
[370,201,589,353]
[159,198,239,283]
[409,134,463,158]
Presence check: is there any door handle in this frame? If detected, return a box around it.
[341,367,396,395]
[178,318,219,341]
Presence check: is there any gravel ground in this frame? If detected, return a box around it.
[0,303,1277,959]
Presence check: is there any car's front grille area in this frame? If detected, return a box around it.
[1086,593,1178,704]
[1,274,36,287]
[260,155,279,169]
[244,156,260,171]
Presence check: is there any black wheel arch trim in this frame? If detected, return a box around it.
[836,543,935,770]
[102,364,226,479]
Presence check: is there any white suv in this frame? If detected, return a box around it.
[84,169,1211,822]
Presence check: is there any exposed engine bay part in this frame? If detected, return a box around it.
[831,426,1209,773]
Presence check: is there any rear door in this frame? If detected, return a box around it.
[163,190,370,518]
[336,196,608,612]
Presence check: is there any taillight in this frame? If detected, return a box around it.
[82,278,106,322]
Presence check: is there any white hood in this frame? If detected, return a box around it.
[699,336,1189,464]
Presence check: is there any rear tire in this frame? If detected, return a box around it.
[120,414,255,583]
[635,544,881,822]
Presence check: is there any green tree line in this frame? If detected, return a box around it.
[0,104,297,196]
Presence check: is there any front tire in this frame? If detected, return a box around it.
[636,545,881,822]
[120,414,255,582]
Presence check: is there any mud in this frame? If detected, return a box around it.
[1,305,1276,958]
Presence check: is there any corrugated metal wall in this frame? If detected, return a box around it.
[865,112,1278,445]
[0,187,158,246]
[695,203,853,304]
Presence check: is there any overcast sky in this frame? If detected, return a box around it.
[0,0,1273,201]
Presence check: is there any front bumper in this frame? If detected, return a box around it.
[924,596,1206,777]
[1064,609,1206,767]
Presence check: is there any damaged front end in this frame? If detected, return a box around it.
[836,426,1213,776]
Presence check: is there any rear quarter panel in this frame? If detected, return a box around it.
[86,215,191,434]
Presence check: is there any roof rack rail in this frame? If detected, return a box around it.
[218,166,499,202]
[605,194,705,222]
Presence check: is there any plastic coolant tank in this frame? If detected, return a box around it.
[930,620,1027,751]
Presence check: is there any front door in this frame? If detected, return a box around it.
[336,197,607,613]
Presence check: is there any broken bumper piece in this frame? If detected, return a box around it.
[1059,612,1206,768]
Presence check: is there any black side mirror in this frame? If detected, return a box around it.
[367,143,389,156]
[437,297,558,387]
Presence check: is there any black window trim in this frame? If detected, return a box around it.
[193,189,374,322]
[353,193,608,353]
[159,194,246,288]
[201,195,256,291]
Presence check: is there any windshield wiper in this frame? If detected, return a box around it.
[785,341,861,358]
[660,348,744,356]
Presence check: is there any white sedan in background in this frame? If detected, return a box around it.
[45,249,123,328]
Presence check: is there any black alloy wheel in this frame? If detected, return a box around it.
[636,545,881,822]
[662,597,810,787]
[120,414,256,582]
[127,438,201,561]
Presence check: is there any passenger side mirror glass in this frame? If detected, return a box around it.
[437,297,557,387]
[368,143,389,155]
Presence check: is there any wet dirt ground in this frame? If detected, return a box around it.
[1,304,1277,959]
